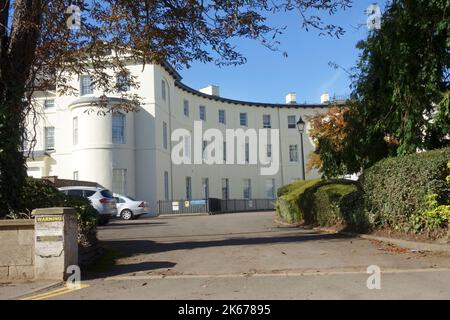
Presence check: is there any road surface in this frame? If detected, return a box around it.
[14,211,450,299]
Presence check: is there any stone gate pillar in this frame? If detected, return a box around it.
[32,208,78,280]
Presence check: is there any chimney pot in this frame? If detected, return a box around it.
[321,93,330,104]
[285,93,297,104]
[199,85,220,97]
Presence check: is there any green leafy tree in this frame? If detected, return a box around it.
[0,0,352,217]
[350,0,449,167]
[311,0,449,177]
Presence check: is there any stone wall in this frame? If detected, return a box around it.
[0,208,79,281]
[0,220,35,280]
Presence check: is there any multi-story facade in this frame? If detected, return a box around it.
[26,61,331,211]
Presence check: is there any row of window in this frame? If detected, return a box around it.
[79,74,130,96]
[183,101,299,129]
[72,169,127,195]
[43,113,126,151]
[163,172,276,201]
[44,114,297,156]
[40,74,130,109]
[46,114,299,163]
[201,142,271,163]
[73,168,279,201]
[76,76,299,131]
[80,75,168,98]
[163,129,299,164]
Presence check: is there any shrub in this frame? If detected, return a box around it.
[360,148,450,233]
[409,194,450,234]
[13,177,98,247]
[300,181,367,232]
[408,162,450,235]
[276,179,367,231]
[276,179,321,223]
[18,178,65,215]
[61,195,98,248]
[277,181,302,198]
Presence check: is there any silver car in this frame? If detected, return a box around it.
[59,186,117,225]
[113,194,156,220]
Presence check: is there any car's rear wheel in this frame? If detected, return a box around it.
[121,209,134,220]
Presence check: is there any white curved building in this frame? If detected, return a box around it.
[26,62,331,211]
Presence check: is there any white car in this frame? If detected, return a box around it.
[113,194,156,220]
[59,186,117,225]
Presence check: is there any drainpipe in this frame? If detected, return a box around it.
[276,106,285,187]
[167,80,174,200]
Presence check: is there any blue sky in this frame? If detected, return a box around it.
[179,1,383,104]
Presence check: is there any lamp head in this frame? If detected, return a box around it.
[296,116,306,133]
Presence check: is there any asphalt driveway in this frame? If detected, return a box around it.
[17,211,450,299]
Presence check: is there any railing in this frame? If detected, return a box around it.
[209,198,276,214]
[157,198,276,215]
[157,199,208,215]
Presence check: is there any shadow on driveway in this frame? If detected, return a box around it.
[84,232,353,279]
[84,261,177,280]
[99,221,168,229]
[104,232,352,256]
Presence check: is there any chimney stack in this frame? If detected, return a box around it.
[199,85,220,97]
[285,93,297,104]
[320,92,330,104]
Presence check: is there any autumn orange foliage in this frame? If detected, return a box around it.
[306,105,349,172]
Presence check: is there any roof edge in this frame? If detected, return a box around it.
[174,81,332,109]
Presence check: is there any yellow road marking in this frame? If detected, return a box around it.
[21,284,89,300]
[21,287,72,300]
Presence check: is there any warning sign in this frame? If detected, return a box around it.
[36,216,63,223]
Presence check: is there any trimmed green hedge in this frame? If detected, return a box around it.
[277,180,312,198]
[300,181,367,232]
[360,148,450,232]
[276,148,449,237]
[276,179,321,223]
[276,179,366,231]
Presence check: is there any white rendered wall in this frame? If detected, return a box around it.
[27,62,328,212]
[152,65,326,203]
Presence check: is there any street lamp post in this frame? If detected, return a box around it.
[296,116,306,181]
